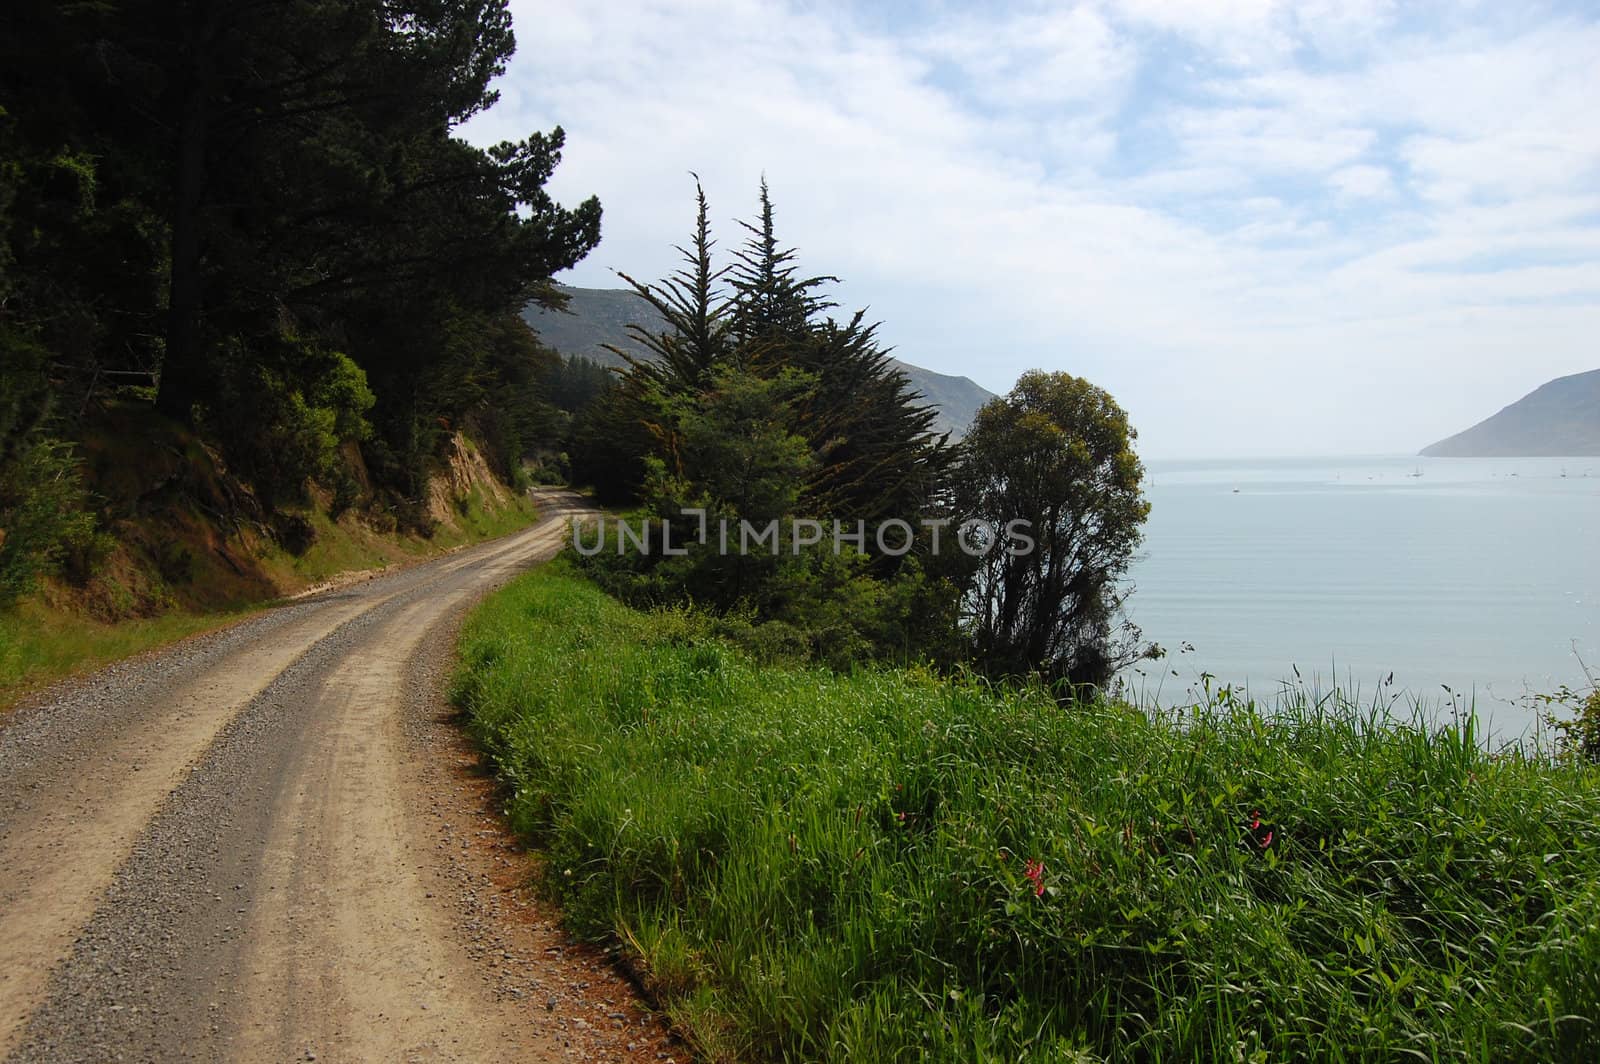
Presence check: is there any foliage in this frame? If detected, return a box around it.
[569,181,1160,680]
[0,438,99,607]
[542,355,614,416]
[955,370,1154,689]
[0,326,101,605]
[0,327,54,472]
[0,0,599,550]
[457,565,1600,1063]
[0,104,120,603]
[610,178,733,392]
[575,179,949,517]
[1529,657,1600,764]
[571,181,958,665]
[531,353,615,478]
[1569,688,1600,763]
[204,339,376,508]
[728,178,837,347]
[666,365,818,525]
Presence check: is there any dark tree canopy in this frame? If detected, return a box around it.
[728,179,836,350]
[0,0,599,596]
[955,370,1153,688]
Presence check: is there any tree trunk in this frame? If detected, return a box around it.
[156,4,217,421]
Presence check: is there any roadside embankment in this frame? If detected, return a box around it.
[453,561,1600,1061]
[2,404,537,710]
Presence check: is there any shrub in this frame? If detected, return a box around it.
[1550,685,1600,764]
[1576,688,1600,762]
[1530,663,1600,765]
[0,438,99,606]
[204,338,375,507]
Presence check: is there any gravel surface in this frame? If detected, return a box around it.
[0,493,681,1063]
[0,604,316,795]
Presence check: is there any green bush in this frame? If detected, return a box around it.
[205,338,375,506]
[456,564,1600,1063]
[577,512,959,671]
[1,327,101,607]
[1529,670,1600,765]
[1550,686,1600,765]
[0,438,99,607]
[1577,689,1600,763]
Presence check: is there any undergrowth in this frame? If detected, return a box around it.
[454,562,1600,1062]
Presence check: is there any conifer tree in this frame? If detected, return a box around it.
[610,177,732,394]
[0,0,601,539]
[722,182,950,526]
[728,178,836,351]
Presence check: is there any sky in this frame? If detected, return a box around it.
[464,0,1600,458]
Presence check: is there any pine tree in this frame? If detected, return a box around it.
[0,0,601,517]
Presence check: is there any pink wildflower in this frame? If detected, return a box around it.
[1023,859,1046,897]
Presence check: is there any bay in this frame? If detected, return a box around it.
[1121,455,1600,738]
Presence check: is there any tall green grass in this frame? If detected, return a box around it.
[454,562,1600,1062]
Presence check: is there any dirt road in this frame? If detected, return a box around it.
[0,493,673,1063]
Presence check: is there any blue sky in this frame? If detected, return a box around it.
[465,1,1600,458]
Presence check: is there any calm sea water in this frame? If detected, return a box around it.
[1121,455,1600,736]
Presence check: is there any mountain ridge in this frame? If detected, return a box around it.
[1420,369,1600,457]
[524,286,995,438]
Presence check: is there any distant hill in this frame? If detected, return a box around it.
[1420,369,1600,457]
[524,286,995,438]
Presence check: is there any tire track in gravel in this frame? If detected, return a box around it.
[0,513,563,1055]
[0,492,673,1063]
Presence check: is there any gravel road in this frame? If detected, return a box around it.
[0,492,679,1063]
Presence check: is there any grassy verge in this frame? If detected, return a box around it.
[0,490,538,713]
[436,485,541,547]
[0,599,259,709]
[259,487,539,588]
[453,562,1600,1062]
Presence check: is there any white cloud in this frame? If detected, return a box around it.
[1111,0,1292,63]
[1328,164,1393,201]
[1168,105,1377,174]
[913,6,1136,109]
[470,1,1600,458]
